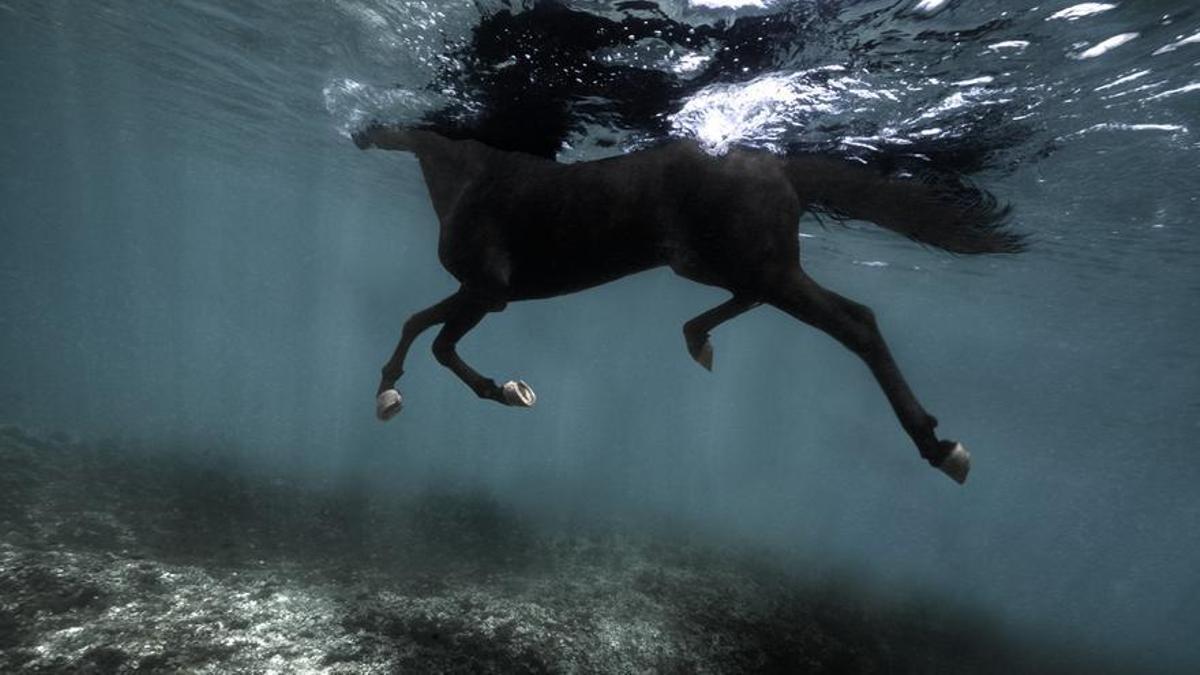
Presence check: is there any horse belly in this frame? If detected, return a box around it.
[505,219,661,299]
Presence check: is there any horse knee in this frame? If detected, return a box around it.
[431,336,456,366]
[847,302,877,330]
[401,316,423,339]
[842,305,883,353]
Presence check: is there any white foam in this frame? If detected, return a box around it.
[673,52,713,75]
[322,78,443,134]
[670,69,891,154]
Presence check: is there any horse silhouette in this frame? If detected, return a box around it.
[353,124,1025,483]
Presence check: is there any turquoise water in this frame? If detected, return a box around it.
[1,1,1198,670]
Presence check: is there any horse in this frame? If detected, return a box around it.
[352,123,1025,484]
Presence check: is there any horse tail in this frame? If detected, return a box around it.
[783,155,1026,254]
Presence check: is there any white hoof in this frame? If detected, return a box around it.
[502,380,536,407]
[938,442,971,485]
[376,389,403,421]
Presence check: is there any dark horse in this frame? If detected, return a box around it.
[353,124,1025,484]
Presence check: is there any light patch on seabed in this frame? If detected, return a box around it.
[1095,69,1152,91]
[840,138,881,151]
[689,0,771,9]
[1063,122,1190,139]
[912,0,949,14]
[1073,33,1139,59]
[986,41,1031,53]
[1046,3,1118,22]
[908,88,988,123]
[1145,82,1200,101]
[1098,80,1170,101]
[1153,31,1200,56]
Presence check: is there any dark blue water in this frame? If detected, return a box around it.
[2,0,1198,671]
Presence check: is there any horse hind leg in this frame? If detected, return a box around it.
[683,295,760,371]
[764,269,969,484]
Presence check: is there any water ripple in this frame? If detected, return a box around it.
[5,0,1196,277]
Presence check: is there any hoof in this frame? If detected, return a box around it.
[688,339,714,372]
[936,442,971,485]
[376,389,403,421]
[501,380,536,408]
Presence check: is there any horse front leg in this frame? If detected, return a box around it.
[431,295,536,408]
[767,269,970,484]
[375,291,469,420]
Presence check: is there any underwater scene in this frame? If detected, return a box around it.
[1,0,1198,672]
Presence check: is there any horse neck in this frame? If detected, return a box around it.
[410,133,491,222]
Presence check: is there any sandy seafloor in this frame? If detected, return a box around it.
[0,425,1148,674]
